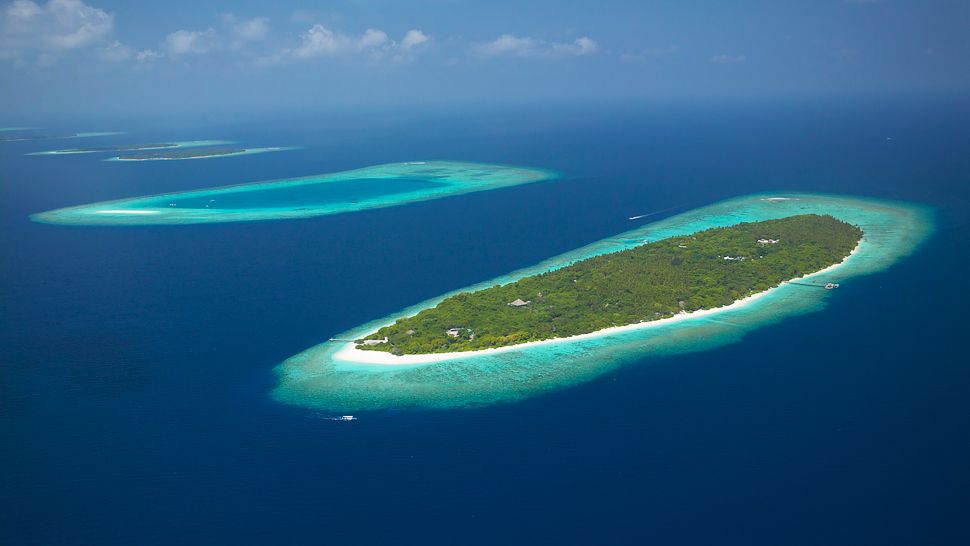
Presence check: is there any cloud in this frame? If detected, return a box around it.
[280,25,430,62]
[619,45,679,63]
[0,0,113,62]
[710,53,746,64]
[477,34,598,58]
[222,14,269,46]
[98,39,160,63]
[135,48,161,62]
[162,15,271,56]
[401,29,430,50]
[289,24,350,58]
[358,28,387,50]
[163,28,217,55]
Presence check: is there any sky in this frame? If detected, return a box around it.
[1,0,968,119]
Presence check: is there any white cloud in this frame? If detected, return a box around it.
[221,14,269,47]
[0,0,113,62]
[401,29,429,50]
[135,48,161,62]
[163,28,217,55]
[233,16,269,42]
[98,39,129,61]
[281,25,430,62]
[358,28,387,50]
[290,24,350,58]
[710,53,746,64]
[477,34,598,58]
[98,40,159,63]
[161,15,270,56]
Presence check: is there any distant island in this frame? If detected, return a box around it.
[1,131,120,142]
[115,147,245,160]
[359,214,862,355]
[62,143,178,153]
[109,145,295,161]
[30,140,234,156]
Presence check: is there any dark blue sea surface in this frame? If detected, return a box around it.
[2,100,969,545]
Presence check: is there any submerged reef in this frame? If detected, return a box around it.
[273,192,933,411]
[30,161,557,225]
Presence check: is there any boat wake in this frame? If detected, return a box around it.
[308,413,357,421]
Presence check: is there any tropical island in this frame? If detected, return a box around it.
[358,214,862,355]
[115,146,245,160]
[29,140,234,156]
[0,131,120,142]
[54,143,178,153]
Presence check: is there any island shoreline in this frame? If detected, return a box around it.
[333,242,861,366]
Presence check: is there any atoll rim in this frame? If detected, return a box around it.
[30,160,558,226]
[272,192,934,412]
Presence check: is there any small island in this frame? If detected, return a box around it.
[30,140,234,156]
[111,146,293,161]
[1,131,120,142]
[58,143,178,153]
[115,147,246,160]
[358,214,862,355]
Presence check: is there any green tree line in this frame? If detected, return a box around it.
[360,214,862,355]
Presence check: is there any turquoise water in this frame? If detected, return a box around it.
[139,178,447,209]
[273,192,934,411]
[30,160,558,225]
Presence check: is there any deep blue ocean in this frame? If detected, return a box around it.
[2,100,969,545]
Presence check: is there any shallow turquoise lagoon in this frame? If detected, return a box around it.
[31,160,557,225]
[273,192,934,412]
[138,178,446,209]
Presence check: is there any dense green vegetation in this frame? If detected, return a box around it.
[359,214,862,355]
[118,147,244,160]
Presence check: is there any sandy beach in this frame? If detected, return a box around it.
[334,242,861,366]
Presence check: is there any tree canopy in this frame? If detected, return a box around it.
[360,214,862,355]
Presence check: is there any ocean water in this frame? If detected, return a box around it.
[2,99,969,545]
